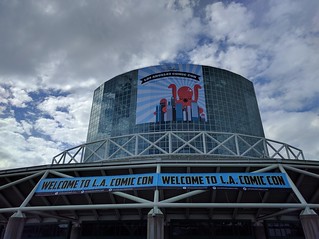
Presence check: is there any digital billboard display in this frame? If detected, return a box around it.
[136,64,207,124]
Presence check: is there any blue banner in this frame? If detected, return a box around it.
[36,173,157,195]
[35,173,290,196]
[158,173,290,190]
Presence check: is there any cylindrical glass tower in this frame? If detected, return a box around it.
[85,64,264,162]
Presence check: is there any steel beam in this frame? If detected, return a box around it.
[278,164,307,205]
[160,190,206,203]
[283,165,319,179]
[0,171,45,191]
[112,192,152,203]
[1,203,319,214]
[257,208,301,221]
[252,164,278,173]
[20,171,49,208]
[49,170,74,178]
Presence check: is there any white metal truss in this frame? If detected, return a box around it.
[52,131,305,165]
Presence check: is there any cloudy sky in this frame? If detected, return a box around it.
[0,0,318,169]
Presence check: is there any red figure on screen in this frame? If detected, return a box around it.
[168,84,203,114]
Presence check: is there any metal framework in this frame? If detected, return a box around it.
[1,159,319,224]
[52,131,305,164]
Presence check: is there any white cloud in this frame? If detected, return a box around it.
[190,43,270,78]
[0,117,61,169]
[0,117,24,134]
[0,87,91,169]
[0,84,33,109]
[0,1,202,93]
[9,86,33,108]
[32,0,59,16]
[0,106,6,115]
[21,120,33,135]
[0,90,8,107]
[189,43,219,66]
[204,2,254,43]
[259,33,319,110]
[36,94,91,145]
[189,2,266,77]
[263,110,319,160]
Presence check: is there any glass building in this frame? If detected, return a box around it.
[87,64,264,141]
[85,64,265,162]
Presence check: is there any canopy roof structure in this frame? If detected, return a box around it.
[1,158,319,225]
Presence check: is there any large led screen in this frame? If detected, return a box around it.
[136,64,207,124]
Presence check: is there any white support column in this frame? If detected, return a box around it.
[69,223,81,239]
[3,211,25,239]
[147,209,164,239]
[147,163,164,239]
[253,222,266,239]
[262,138,269,158]
[234,133,240,155]
[168,132,172,154]
[153,164,161,213]
[300,208,319,239]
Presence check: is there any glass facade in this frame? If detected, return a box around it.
[87,64,264,142]
[22,223,69,238]
[265,221,305,239]
[170,219,254,239]
[85,64,264,161]
[81,221,147,239]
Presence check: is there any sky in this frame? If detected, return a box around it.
[0,0,318,169]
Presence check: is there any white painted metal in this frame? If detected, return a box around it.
[1,203,319,214]
[52,131,305,165]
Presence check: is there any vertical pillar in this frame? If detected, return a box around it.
[3,211,25,239]
[147,209,164,239]
[0,225,5,239]
[300,208,319,239]
[69,223,81,239]
[253,222,266,239]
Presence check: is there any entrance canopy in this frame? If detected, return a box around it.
[1,158,319,224]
